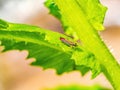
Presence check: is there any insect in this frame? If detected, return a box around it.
[60,37,77,47]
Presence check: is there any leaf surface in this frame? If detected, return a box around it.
[0,19,101,76]
[45,0,107,41]
[45,85,110,90]
[49,0,120,89]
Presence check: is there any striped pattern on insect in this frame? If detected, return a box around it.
[60,37,77,47]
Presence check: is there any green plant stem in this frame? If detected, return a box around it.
[54,0,120,89]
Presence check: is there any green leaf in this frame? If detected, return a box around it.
[44,85,110,90]
[45,0,79,40]
[0,19,101,77]
[45,0,61,19]
[50,0,120,89]
[71,48,101,78]
[45,0,107,41]
[75,0,107,30]
[0,21,74,74]
[0,19,9,29]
